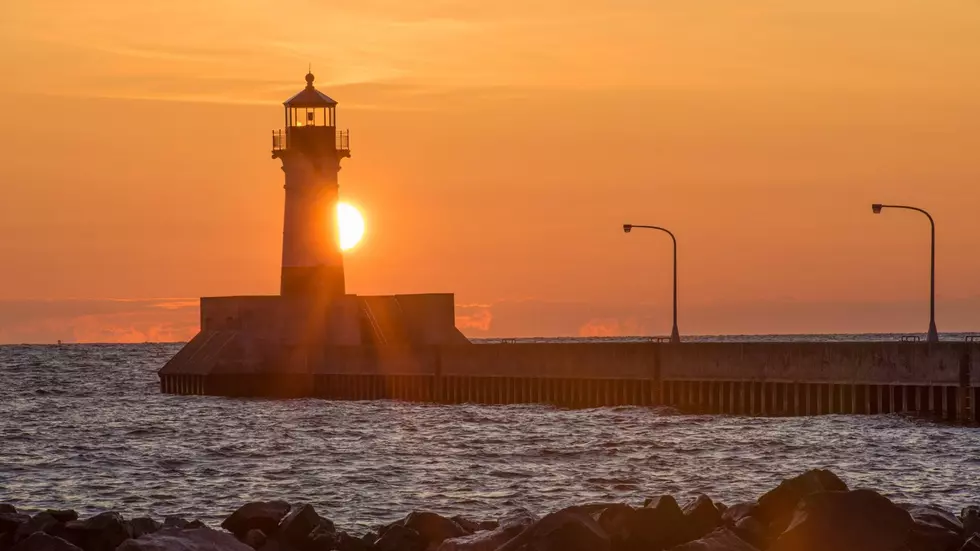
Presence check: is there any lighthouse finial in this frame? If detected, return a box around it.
[305,65,315,88]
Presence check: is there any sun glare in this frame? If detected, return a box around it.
[337,202,365,251]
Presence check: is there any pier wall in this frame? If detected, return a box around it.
[159,340,980,421]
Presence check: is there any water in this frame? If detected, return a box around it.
[1,340,979,530]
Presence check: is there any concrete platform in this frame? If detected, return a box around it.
[160,335,980,422]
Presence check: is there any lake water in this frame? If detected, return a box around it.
[1,339,978,530]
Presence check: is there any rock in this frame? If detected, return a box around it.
[960,536,980,551]
[9,533,82,551]
[374,524,424,551]
[1,514,30,536]
[683,495,723,540]
[129,518,162,540]
[15,513,60,542]
[721,503,759,526]
[627,494,689,549]
[57,512,132,551]
[403,512,468,547]
[770,489,914,551]
[905,505,964,551]
[162,518,188,530]
[302,522,337,551]
[41,513,76,525]
[185,522,205,530]
[645,495,681,511]
[669,528,760,551]
[276,505,320,546]
[756,469,847,533]
[595,504,635,549]
[117,527,253,551]
[221,502,291,538]
[964,507,980,537]
[732,517,768,550]
[495,507,609,551]
[0,507,16,516]
[334,532,374,551]
[449,516,496,534]
[437,508,535,551]
[243,530,267,550]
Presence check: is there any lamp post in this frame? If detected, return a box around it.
[623,224,680,343]
[871,203,939,343]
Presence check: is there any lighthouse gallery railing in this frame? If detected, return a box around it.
[272,129,349,152]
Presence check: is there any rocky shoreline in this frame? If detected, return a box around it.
[2,470,978,551]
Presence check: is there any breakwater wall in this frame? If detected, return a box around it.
[159,335,980,421]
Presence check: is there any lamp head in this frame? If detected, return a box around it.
[872,204,883,214]
[623,224,632,233]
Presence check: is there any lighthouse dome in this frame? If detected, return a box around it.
[284,72,337,108]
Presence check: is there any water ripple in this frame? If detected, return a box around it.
[0,343,978,531]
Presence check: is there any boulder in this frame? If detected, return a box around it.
[276,505,320,546]
[59,512,133,551]
[9,533,82,551]
[732,517,768,550]
[721,503,759,526]
[449,517,496,534]
[15,514,60,542]
[627,495,689,549]
[756,470,847,533]
[683,495,723,541]
[645,496,681,511]
[243,530,267,550]
[303,522,337,551]
[129,518,162,540]
[437,508,535,551]
[185,522,206,530]
[403,512,468,548]
[1,514,30,536]
[222,502,291,538]
[0,507,16,516]
[162,518,188,530]
[374,524,424,551]
[41,514,76,525]
[495,507,609,551]
[964,507,980,537]
[770,489,914,551]
[669,528,760,551]
[117,527,253,551]
[905,505,964,551]
[960,536,980,551]
[334,532,375,551]
[254,538,282,551]
[595,504,635,548]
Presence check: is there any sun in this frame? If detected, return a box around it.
[337,202,365,251]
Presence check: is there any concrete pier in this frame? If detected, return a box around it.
[160,340,980,422]
[157,74,980,422]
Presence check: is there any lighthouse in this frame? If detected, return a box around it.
[272,72,351,299]
[159,70,469,397]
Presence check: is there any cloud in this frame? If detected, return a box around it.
[578,317,649,337]
[2,295,977,344]
[0,299,199,344]
[455,297,980,338]
[454,303,493,331]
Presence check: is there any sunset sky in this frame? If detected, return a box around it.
[1,0,978,343]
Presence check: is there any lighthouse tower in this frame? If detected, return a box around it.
[272,72,351,299]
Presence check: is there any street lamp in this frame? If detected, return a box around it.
[623,223,680,343]
[870,203,939,343]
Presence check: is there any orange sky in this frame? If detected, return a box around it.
[1,1,978,342]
